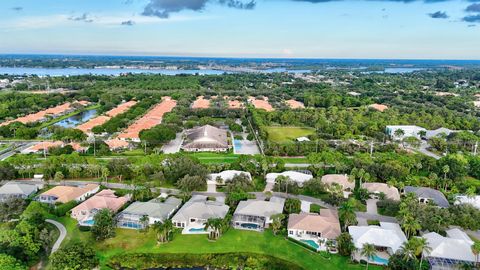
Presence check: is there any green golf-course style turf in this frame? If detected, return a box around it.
[53,217,379,270]
[266,126,316,143]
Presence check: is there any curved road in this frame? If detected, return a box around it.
[46,219,67,254]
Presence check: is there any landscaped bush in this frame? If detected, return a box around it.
[377,199,400,217]
[53,201,78,216]
[107,252,304,270]
[309,203,322,213]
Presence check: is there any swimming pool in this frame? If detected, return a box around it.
[371,255,389,265]
[233,140,242,151]
[301,239,320,250]
[81,219,95,226]
[119,222,143,229]
[240,223,259,230]
[189,227,205,232]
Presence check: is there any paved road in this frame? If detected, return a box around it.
[284,163,311,168]
[46,219,66,254]
[0,142,36,161]
[415,140,441,160]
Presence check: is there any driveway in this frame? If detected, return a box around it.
[300,200,311,213]
[366,199,379,215]
[161,132,184,154]
[46,219,66,254]
[207,181,217,193]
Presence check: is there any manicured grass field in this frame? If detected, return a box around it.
[53,217,380,270]
[185,152,241,164]
[266,126,315,143]
[96,229,373,270]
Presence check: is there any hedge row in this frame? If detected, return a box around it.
[107,252,305,270]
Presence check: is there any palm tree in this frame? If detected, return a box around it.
[271,213,285,235]
[416,237,432,270]
[152,220,174,244]
[204,218,223,240]
[339,198,357,231]
[472,241,480,268]
[139,215,149,232]
[402,215,421,239]
[442,165,450,190]
[360,243,376,270]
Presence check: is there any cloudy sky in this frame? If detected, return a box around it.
[1,0,479,59]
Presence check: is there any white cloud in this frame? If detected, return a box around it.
[0,12,207,31]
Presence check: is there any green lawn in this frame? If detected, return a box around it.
[185,152,241,164]
[266,126,315,143]
[53,217,380,270]
[94,229,376,270]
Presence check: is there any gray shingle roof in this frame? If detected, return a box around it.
[183,125,228,150]
[121,197,182,220]
[0,182,38,197]
[234,197,285,218]
[172,195,229,222]
[404,186,449,208]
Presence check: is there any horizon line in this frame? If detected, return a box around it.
[1,52,480,62]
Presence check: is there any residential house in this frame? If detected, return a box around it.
[182,125,229,152]
[38,184,99,204]
[208,170,252,185]
[232,197,285,231]
[171,195,229,234]
[117,197,182,229]
[363,182,401,201]
[385,125,427,140]
[454,195,480,210]
[266,171,313,187]
[287,209,341,251]
[349,222,407,265]
[321,174,354,198]
[404,186,449,208]
[0,181,42,202]
[423,228,476,270]
[425,128,459,139]
[71,189,130,226]
[105,139,130,151]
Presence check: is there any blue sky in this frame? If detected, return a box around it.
[0,0,479,59]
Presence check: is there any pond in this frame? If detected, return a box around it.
[54,109,97,128]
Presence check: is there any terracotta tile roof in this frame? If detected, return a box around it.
[1,102,77,126]
[76,115,111,133]
[368,103,389,112]
[288,210,341,239]
[228,100,244,109]
[28,141,64,152]
[191,96,211,109]
[117,97,176,140]
[248,96,274,112]
[40,184,99,204]
[71,189,129,215]
[105,139,130,150]
[285,99,305,109]
[105,100,137,117]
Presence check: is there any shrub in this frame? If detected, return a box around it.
[53,201,78,217]
[377,199,400,217]
[107,252,303,270]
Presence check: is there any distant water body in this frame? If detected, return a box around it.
[0,67,310,76]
